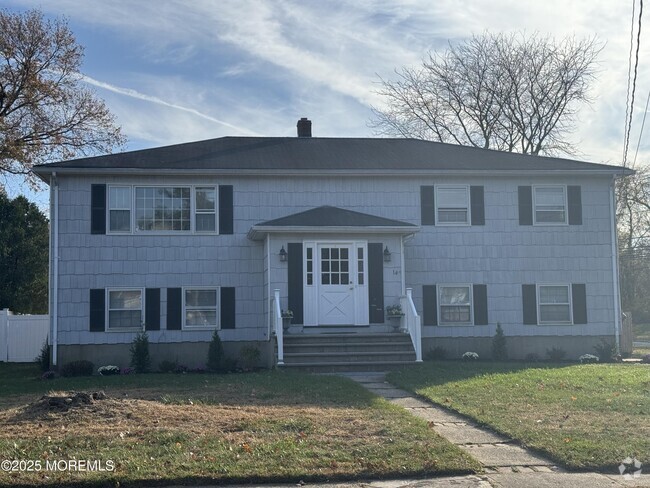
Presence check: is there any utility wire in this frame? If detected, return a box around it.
[623,0,637,165]
[633,89,650,166]
[624,0,644,167]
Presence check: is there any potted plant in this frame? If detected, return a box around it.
[386,304,404,331]
[281,309,293,332]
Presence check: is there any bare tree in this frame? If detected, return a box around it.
[0,9,125,187]
[371,32,602,156]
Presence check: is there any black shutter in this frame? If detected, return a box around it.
[470,186,485,225]
[473,284,488,325]
[522,284,537,325]
[421,186,435,225]
[368,243,385,323]
[518,186,533,225]
[219,185,233,235]
[91,184,106,234]
[568,186,582,225]
[220,287,236,329]
[166,288,182,330]
[287,243,303,324]
[422,285,438,326]
[145,288,160,331]
[572,284,587,324]
[89,289,105,331]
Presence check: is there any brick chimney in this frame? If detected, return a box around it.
[297,117,312,137]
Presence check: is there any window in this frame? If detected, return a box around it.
[357,247,364,285]
[109,186,131,232]
[195,187,217,232]
[439,285,472,324]
[534,186,566,224]
[184,288,218,328]
[436,186,469,224]
[320,247,350,285]
[135,186,191,231]
[108,289,142,330]
[306,247,313,285]
[538,285,572,324]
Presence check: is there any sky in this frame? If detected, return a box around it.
[3,0,650,211]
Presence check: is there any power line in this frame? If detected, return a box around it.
[633,89,650,166]
[623,0,637,164]
[623,0,644,168]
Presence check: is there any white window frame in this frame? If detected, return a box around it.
[537,284,573,325]
[182,286,220,330]
[194,186,218,233]
[438,284,474,326]
[108,186,132,233]
[106,184,220,235]
[533,185,568,225]
[106,288,144,332]
[435,185,471,226]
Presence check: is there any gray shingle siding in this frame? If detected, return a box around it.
[52,173,616,346]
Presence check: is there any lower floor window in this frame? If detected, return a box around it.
[538,285,571,323]
[108,289,143,329]
[439,285,472,324]
[184,288,218,328]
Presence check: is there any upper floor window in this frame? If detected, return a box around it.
[534,186,566,224]
[135,187,191,231]
[436,186,470,224]
[439,285,472,325]
[109,186,131,232]
[106,185,220,234]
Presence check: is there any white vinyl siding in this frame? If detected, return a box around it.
[439,285,473,325]
[538,285,572,324]
[183,288,219,329]
[534,186,567,224]
[108,186,131,232]
[436,186,470,224]
[107,289,143,330]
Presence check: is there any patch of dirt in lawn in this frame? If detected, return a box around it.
[0,390,385,443]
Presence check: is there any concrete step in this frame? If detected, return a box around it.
[283,333,411,345]
[284,342,414,353]
[279,360,420,372]
[283,351,416,364]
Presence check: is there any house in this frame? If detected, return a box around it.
[32,118,631,369]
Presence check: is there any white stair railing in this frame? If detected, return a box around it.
[400,288,423,362]
[271,289,284,365]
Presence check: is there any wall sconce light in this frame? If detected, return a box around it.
[383,246,391,262]
[279,246,287,262]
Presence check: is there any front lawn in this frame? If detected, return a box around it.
[388,362,650,471]
[0,363,479,486]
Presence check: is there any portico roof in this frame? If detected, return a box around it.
[247,206,419,240]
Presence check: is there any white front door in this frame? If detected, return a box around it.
[317,244,355,325]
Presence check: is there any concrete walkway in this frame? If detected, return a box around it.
[339,372,650,488]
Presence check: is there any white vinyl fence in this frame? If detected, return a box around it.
[0,309,49,363]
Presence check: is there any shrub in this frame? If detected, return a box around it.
[41,371,56,380]
[207,330,224,371]
[61,360,95,377]
[159,360,177,373]
[491,323,508,360]
[130,332,151,373]
[579,354,599,364]
[593,339,617,363]
[546,347,567,362]
[641,354,650,364]
[120,367,135,375]
[35,339,50,372]
[462,351,479,361]
[424,346,448,361]
[525,352,541,362]
[173,364,189,374]
[97,365,120,376]
[240,345,261,370]
[189,366,207,374]
[221,356,238,373]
